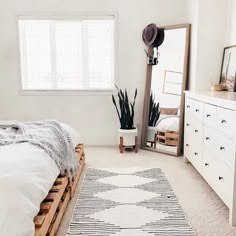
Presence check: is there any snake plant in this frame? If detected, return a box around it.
[149,92,160,127]
[112,85,137,129]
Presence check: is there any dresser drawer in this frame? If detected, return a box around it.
[190,142,203,172]
[184,118,192,157]
[185,97,194,113]
[203,127,216,162]
[204,126,235,167]
[202,156,214,181]
[217,107,235,137]
[215,132,235,168]
[192,121,203,145]
[184,118,203,171]
[193,100,204,122]
[203,158,232,206]
[190,122,203,171]
[185,97,204,122]
[212,160,233,206]
[204,103,217,126]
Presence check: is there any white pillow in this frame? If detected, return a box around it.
[156,117,179,132]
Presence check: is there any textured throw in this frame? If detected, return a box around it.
[0,120,78,177]
[67,168,195,236]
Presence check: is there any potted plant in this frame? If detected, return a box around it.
[112,86,138,152]
[147,93,160,145]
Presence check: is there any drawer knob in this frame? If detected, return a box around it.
[186,144,189,147]
[204,163,209,166]
[220,146,225,151]
[194,130,199,133]
[186,123,190,126]
[221,120,227,124]
[194,152,198,156]
[205,137,210,141]
[206,114,211,118]
[187,105,190,108]
[218,176,223,181]
[195,109,199,112]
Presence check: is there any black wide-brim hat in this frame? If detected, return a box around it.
[142,23,165,48]
[152,28,165,48]
[142,23,158,46]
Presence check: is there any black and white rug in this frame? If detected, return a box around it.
[67,168,195,236]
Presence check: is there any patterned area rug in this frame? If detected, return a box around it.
[67,168,195,236]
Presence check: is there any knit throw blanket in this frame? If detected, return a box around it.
[0,120,79,177]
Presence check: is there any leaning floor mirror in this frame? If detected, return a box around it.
[141,24,191,156]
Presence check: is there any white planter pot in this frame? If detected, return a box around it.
[118,128,138,146]
[147,126,157,143]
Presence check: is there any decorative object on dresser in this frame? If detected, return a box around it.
[220,45,236,91]
[184,90,236,226]
[141,23,191,156]
[211,83,223,91]
[112,86,138,153]
[67,168,195,236]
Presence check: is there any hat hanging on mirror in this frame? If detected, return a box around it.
[152,28,165,47]
[142,23,165,48]
[142,23,158,46]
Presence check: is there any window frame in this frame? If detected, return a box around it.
[17,13,118,96]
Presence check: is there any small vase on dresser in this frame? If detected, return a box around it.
[184,90,236,226]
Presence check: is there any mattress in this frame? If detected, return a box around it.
[0,123,80,236]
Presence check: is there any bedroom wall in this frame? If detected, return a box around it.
[0,0,190,146]
[187,0,228,90]
[225,0,236,45]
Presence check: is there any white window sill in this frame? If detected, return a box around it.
[19,89,114,96]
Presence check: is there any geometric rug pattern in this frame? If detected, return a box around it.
[67,168,195,236]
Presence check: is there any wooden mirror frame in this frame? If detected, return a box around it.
[141,23,191,156]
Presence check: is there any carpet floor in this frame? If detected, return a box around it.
[57,147,236,236]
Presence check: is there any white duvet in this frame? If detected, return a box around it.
[0,123,80,236]
[156,116,179,132]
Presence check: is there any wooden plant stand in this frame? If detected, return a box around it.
[34,144,85,236]
[119,136,138,153]
[155,131,178,147]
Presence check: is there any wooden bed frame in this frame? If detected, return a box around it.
[155,130,178,147]
[34,143,85,236]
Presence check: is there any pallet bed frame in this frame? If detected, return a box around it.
[34,143,85,236]
[155,130,178,147]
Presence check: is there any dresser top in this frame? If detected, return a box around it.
[184,90,236,104]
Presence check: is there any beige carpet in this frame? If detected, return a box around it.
[57,147,236,236]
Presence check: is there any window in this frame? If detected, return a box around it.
[18,16,115,91]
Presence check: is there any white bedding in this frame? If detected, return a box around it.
[156,116,179,132]
[0,123,80,236]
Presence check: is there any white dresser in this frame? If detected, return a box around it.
[184,91,236,225]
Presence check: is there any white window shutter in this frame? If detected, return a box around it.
[18,17,115,91]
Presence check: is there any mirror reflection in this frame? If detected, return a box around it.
[144,25,189,155]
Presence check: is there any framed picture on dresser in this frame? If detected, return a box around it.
[220,45,236,92]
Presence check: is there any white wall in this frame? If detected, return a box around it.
[225,0,236,45]
[187,0,228,90]
[0,0,190,146]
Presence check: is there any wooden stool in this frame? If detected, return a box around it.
[119,136,138,153]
